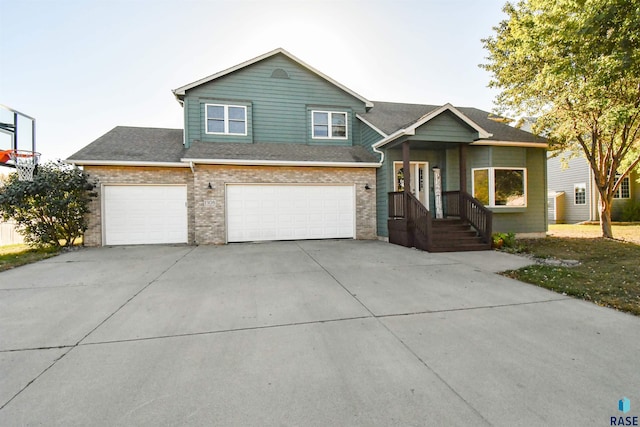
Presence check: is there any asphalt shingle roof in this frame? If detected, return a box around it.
[184,141,378,163]
[68,102,545,165]
[361,101,546,144]
[68,126,379,164]
[67,127,185,162]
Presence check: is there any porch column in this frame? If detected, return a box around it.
[402,141,411,194]
[459,143,467,193]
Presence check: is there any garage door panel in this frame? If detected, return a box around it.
[227,184,354,243]
[104,186,188,245]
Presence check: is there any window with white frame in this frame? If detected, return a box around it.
[205,104,247,135]
[574,183,586,205]
[312,111,347,139]
[613,174,630,199]
[472,168,527,207]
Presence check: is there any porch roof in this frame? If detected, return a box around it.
[359,101,547,148]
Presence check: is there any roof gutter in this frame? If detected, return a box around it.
[181,158,381,168]
[66,160,190,168]
[469,141,548,148]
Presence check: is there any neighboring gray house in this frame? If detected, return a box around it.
[68,48,548,250]
[547,154,639,223]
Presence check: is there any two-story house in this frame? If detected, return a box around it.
[68,48,548,250]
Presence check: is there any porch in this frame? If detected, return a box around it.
[387,190,492,252]
[386,140,492,252]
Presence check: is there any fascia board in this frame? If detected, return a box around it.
[355,114,387,137]
[181,158,381,168]
[66,160,190,168]
[470,140,548,148]
[408,103,493,139]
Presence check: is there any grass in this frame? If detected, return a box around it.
[0,244,61,272]
[548,223,640,244]
[503,223,640,316]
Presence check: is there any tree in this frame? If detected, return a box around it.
[0,161,97,247]
[482,0,640,238]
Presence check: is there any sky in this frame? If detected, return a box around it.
[0,0,508,162]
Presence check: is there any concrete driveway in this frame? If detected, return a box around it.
[1,240,638,426]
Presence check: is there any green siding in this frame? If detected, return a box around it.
[183,53,367,147]
[445,148,460,191]
[491,147,547,234]
[492,146,526,167]
[375,143,548,237]
[410,111,478,143]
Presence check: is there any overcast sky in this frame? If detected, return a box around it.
[0,0,507,161]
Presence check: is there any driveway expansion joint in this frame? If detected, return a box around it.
[0,246,197,411]
[376,297,573,319]
[79,315,375,347]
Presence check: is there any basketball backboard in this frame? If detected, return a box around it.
[0,104,37,169]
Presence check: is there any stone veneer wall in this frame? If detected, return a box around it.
[82,165,377,246]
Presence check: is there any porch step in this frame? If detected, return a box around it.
[429,218,490,252]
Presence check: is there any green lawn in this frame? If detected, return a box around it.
[503,224,640,316]
[0,244,61,272]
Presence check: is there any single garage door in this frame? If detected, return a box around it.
[103,185,188,245]
[227,184,355,242]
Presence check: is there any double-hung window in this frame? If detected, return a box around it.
[574,183,586,205]
[312,111,347,139]
[206,104,247,135]
[613,174,630,199]
[473,168,527,207]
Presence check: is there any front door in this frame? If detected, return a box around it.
[394,162,429,206]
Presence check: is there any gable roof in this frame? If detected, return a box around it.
[172,48,374,108]
[359,101,547,147]
[67,126,380,167]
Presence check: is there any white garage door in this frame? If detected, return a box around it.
[227,184,355,242]
[103,185,188,245]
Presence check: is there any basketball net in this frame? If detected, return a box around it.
[8,150,41,181]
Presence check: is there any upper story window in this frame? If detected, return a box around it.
[312,111,347,139]
[472,167,527,207]
[206,104,247,135]
[614,174,630,199]
[574,183,586,205]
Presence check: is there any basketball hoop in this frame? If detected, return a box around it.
[7,150,41,181]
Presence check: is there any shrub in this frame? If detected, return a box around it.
[621,200,640,222]
[0,161,98,247]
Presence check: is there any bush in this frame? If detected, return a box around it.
[621,200,640,222]
[0,161,98,247]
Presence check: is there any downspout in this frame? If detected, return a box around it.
[189,161,195,174]
[372,144,385,165]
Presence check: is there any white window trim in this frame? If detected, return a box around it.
[613,174,631,199]
[205,104,247,136]
[574,183,587,205]
[472,167,528,208]
[311,110,348,140]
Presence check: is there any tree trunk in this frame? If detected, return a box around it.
[599,196,614,239]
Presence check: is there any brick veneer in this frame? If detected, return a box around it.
[83,165,377,246]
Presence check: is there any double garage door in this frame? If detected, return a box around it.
[227,184,355,242]
[102,184,355,245]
